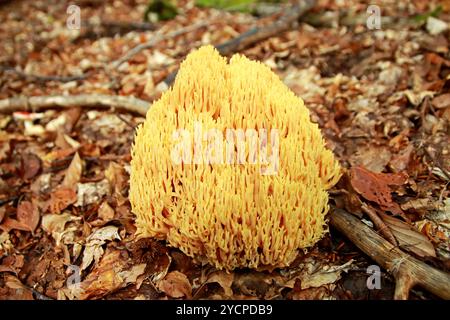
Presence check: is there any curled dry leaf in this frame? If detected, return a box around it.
[68,249,146,300]
[289,286,330,300]
[205,271,234,297]
[349,145,392,173]
[379,212,436,258]
[0,218,30,233]
[350,166,407,216]
[75,179,110,207]
[431,93,450,109]
[80,225,121,271]
[16,200,40,232]
[105,161,128,196]
[62,152,83,189]
[21,153,41,180]
[0,206,5,224]
[157,271,192,299]
[41,212,81,246]
[98,201,115,221]
[1,274,34,300]
[46,187,77,214]
[389,144,414,173]
[299,259,354,290]
[0,200,40,233]
[0,254,24,274]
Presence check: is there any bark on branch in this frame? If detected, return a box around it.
[0,95,150,116]
[330,207,450,300]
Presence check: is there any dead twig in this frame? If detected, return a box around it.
[0,94,150,116]
[163,0,316,85]
[361,203,398,246]
[0,65,88,83]
[74,20,156,42]
[111,21,209,69]
[330,207,450,300]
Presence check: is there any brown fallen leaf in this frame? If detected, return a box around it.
[75,179,110,207]
[98,201,115,221]
[0,206,5,224]
[0,217,29,233]
[41,212,81,246]
[350,166,408,217]
[62,152,83,189]
[289,286,330,300]
[80,225,121,271]
[0,254,24,274]
[104,161,128,204]
[1,274,34,300]
[284,259,354,291]
[46,187,77,214]
[65,249,146,300]
[379,212,436,257]
[389,144,414,173]
[20,153,41,180]
[157,271,192,299]
[16,200,40,232]
[431,93,450,109]
[233,272,283,298]
[349,145,392,173]
[205,271,234,297]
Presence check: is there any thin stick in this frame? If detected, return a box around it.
[111,21,208,69]
[0,66,88,83]
[0,94,150,116]
[361,203,398,246]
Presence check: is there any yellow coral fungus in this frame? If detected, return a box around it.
[130,45,341,270]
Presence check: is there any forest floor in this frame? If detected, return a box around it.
[0,0,449,300]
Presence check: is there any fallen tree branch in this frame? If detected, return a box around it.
[73,20,156,42]
[163,0,316,85]
[0,95,150,116]
[330,207,450,300]
[0,66,88,83]
[111,21,208,69]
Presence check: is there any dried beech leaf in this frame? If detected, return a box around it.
[0,217,29,233]
[205,271,234,297]
[21,153,41,180]
[81,226,121,271]
[62,152,83,189]
[16,200,40,232]
[350,166,407,216]
[379,212,436,257]
[46,187,77,214]
[157,271,192,299]
[98,201,115,221]
[74,249,146,300]
[41,212,81,246]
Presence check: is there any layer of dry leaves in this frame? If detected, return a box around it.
[0,0,449,300]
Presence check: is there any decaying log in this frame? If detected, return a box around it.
[330,207,450,300]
